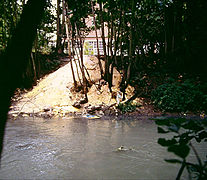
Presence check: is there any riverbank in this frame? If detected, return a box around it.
[8,56,202,120]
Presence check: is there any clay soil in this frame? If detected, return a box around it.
[9,56,163,119]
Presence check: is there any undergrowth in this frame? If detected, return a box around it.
[151,79,207,113]
[117,102,141,114]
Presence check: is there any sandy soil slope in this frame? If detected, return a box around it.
[9,56,160,118]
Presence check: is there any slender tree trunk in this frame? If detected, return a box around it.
[34,35,40,78]
[56,0,62,54]
[107,11,110,57]
[83,65,92,84]
[108,13,114,92]
[61,0,66,53]
[129,0,135,59]
[31,52,37,82]
[122,0,135,100]
[113,8,122,67]
[99,3,108,82]
[110,25,114,58]
[76,23,88,99]
[90,0,104,78]
[72,35,83,86]
[64,2,77,88]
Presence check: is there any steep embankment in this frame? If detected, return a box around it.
[9,56,160,118]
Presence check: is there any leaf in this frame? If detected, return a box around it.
[158,127,169,133]
[168,124,180,133]
[173,118,186,126]
[155,119,170,126]
[168,144,190,159]
[198,131,207,141]
[165,159,182,164]
[158,138,177,147]
[179,132,193,144]
[182,120,204,132]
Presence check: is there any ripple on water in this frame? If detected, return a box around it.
[0,117,203,179]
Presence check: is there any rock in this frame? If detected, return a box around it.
[79,97,88,104]
[72,102,81,109]
[94,105,102,110]
[104,109,111,116]
[86,106,94,113]
[97,110,104,116]
[22,114,29,117]
[43,107,51,112]
[99,79,107,85]
[8,110,19,114]
[12,114,18,117]
[86,105,102,113]
[41,113,52,119]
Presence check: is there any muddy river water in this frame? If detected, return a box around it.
[0,117,206,179]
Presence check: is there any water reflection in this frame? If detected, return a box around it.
[0,117,206,179]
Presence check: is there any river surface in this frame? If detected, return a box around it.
[0,117,206,179]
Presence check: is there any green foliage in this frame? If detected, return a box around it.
[151,80,207,113]
[0,0,23,50]
[155,117,207,179]
[117,102,141,114]
[67,0,91,35]
[36,1,56,53]
[0,0,56,54]
[84,42,94,55]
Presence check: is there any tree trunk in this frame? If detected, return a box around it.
[108,13,114,92]
[99,3,108,82]
[31,52,37,82]
[61,0,66,53]
[76,23,88,98]
[64,2,77,88]
[113,8,122,67]
[34,35,40,78]
[90,0,104,79]
[56,0,62,54]
[72,35,83,86]
[0,0,46,160]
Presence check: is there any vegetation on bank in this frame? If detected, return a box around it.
[0,0,60,89]
[1,0,206,114]
[151,79,207,113]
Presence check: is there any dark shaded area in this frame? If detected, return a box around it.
[20,52,66,89]
[155,117,207,179]
[0,0,46,159]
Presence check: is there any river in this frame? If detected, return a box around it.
[0,116,206,179]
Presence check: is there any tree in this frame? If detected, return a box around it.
[0,0,24,51]
[56,0,62,54]
[90,0,104,78]
[0,0,46,159]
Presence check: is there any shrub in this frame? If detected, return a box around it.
[151,80,207,112]
[117,102,141,114]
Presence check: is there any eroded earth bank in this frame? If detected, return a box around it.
[9,56,162,119]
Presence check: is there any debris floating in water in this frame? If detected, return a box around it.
[82,114,100,119]
[116,146,134,152]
